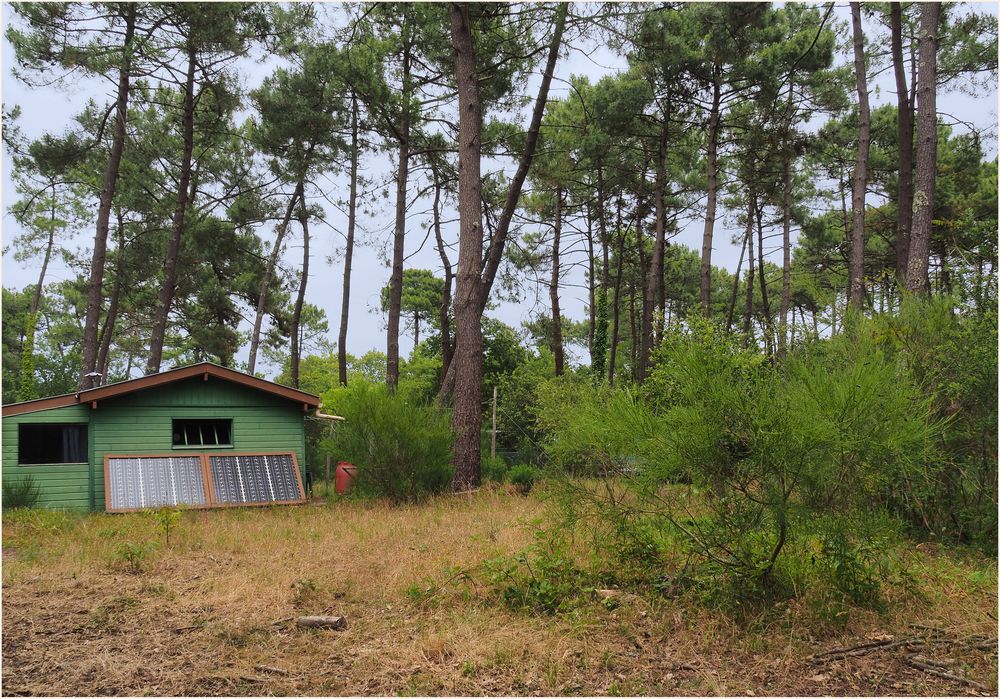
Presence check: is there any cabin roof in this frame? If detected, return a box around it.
[2,362,321,417]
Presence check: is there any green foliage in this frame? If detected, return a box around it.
[591,287,609,382]
[322,381,452,503]
[112,540,156,575]
[149,507,182,547]
[481,529,591,614]
[481,455,509,484]
[536,313,950,602]
[2,474,40,510]
[508,464,540,493]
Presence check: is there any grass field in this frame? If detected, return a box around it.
[2,486,996,696]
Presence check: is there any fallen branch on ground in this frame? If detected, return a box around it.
[904,656,988,692]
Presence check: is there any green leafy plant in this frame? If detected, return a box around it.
[481,530,590,614]
[322,381,453,503]
[112,540,156,574]
[508,464,539,493]
[150,507,182,546]
[481,455,509,484]
[2,474,40,510]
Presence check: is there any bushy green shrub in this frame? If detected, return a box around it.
[322,381,453,502]
[508,464,540,492]
[544,317,943,601]
[3,474,40,510]
[481,455,509,484]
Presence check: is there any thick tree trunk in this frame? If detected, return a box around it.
[906,2,940,295]
[386,36,411,391]
[847,2,871,312]
[80,5,135,389]
[290,187,310,389]
[448,2,486,491]
[436,1,567,405]
[551,188,564,376]
[891,2,914,284]
[247,182,302,375]
[699,65,721,317]
[338,92,359,386]
[146,42,196,376]
[639,125,667,382]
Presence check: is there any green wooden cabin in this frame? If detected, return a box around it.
[2,363,320,511]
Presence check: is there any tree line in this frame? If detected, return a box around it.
[3,2,996,489]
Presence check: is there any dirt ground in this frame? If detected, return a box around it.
[2,488,997,696]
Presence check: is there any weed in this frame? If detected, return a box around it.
[150,507,182,546]
[112,540,156,574]
[2,474,40,509]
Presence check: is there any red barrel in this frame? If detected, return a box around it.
[334,461,356,494]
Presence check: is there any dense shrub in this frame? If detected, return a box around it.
[508,464,540,493]
[3,474,40,510]
[540,317,945,601]
[322,382,453,502]
[481,455,509,483]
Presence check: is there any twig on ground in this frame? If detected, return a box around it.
[904,656,989,693]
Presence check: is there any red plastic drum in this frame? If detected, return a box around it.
[334,461,356,494]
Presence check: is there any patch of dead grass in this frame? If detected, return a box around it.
[2,487,996,696]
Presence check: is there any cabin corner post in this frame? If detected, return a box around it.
[88,408,96,512]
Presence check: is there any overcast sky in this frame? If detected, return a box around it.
[2,2,996,380]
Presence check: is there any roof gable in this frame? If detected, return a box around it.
[2,363,320,417]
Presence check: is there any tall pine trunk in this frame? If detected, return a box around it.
[726,224,749,333]
[743,195,756,340]
[848,1,871,311]
[608,224,626,386]
[289,186,310,388]
[699,64,721,316]
[891,3,914,284]
[436,1,567,406]
[338,92,359,386]
[551,188,564,376]
[247,182,302,374]
[80,5,135,389]
[146,42,196,375]
[431,165,454,380]
[906,2,940,294]
[778,82,794,358]
[386,34,412,392]
[448,2,485,491]
[639,124,667,382]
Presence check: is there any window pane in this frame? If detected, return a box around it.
[18,424,88,464]
[172,420,232,447]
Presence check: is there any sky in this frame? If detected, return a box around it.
[1,2,997,381]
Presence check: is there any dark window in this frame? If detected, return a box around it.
[18,424,88,464]
[172,419,232,447]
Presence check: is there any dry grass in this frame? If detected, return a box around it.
[2,487,996,696]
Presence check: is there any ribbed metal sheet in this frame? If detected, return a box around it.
[106,455,206,511]
[104,452,304,512]
[208,453,303,505]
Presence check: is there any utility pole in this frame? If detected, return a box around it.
[491,385,497,459]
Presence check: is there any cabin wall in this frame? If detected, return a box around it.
[3,377,308,511]
[1,404,93,510]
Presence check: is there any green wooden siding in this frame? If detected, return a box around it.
[2,404,92,510]
[3,377,309,511]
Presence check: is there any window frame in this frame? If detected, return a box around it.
[171,418,234,449]
[16,423,90,466]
